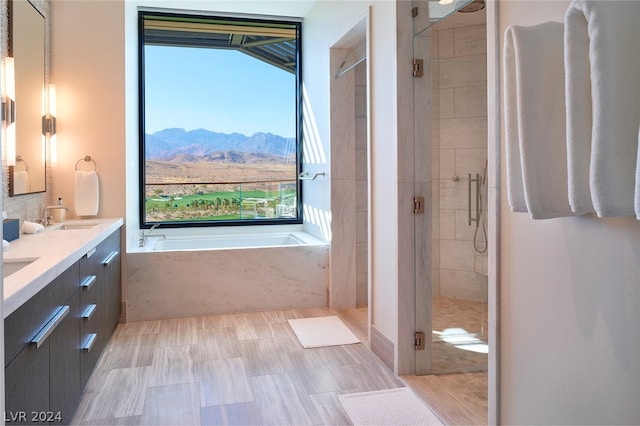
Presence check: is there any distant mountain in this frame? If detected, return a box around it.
[145,128,295,163]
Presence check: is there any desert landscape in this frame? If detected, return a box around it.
[143,129,298,222]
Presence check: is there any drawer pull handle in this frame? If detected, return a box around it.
[31,306,70,349]
[82,275,97,289]
[82,333,97,352]
[103,251,119,267]
[86,247,97,258]
[82,304,97,320]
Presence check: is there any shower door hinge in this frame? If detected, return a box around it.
[412,6,419,17]
[413,59,424,77]
[414,196,425,214]
[415,331,426,350]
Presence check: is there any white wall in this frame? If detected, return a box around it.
[498,1,640,424]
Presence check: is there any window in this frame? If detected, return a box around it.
[138,11,302,227]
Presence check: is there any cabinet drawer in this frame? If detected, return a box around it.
[4,263,79,367]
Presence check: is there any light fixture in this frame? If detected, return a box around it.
[439,0,454,5]
[2,57,16,166]
[43,84,57,166]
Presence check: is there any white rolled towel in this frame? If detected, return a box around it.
[21,220,45,234]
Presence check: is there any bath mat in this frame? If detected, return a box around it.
[287,316,360,348]
[338,387,443,425]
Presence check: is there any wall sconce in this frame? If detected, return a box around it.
[2,57,16,166]
[42,84,57,166]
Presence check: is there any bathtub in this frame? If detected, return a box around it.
[152,232,310,251]
[126,230,329,321]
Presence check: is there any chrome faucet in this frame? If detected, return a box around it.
[138,223,164,247]
[41,205,71,226]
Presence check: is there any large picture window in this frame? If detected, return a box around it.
[138,11,302,227]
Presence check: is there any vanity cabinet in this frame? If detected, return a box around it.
[5,262,80,425]
[4,226,123,425]
[79,229,121,389]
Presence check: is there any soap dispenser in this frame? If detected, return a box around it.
[53,197,66,223]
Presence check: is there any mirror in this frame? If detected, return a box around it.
[9,0,46,196]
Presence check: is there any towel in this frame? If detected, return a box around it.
[21,220,44,234]
[74,170,99,216]
[503,22,573,219]
[3,240,9,251]
[565,0,640,217]
[13,171,29,194]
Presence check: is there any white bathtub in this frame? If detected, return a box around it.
[126,230,329,321]
[152,232,310,251]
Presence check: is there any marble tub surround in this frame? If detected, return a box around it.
[127,244,329,322]
[3,218,123,317]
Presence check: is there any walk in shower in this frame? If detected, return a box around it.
[413,0,488,375]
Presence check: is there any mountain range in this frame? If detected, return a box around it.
[145,128,295,163]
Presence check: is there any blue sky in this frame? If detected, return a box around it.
[144,45,296,138]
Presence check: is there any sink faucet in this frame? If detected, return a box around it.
[41,205,71,227]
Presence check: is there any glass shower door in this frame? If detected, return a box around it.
[413,0,489,375]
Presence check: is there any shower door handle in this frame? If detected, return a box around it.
[468,173,480,227]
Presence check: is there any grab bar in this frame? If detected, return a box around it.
[468,173,480,227]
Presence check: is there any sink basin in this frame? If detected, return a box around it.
[3,258,38,279]
[56,223,99,230]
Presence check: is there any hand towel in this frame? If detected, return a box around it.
[74,170,99,216]
[565,0,640,217]
[13,171,30,194]
[21,220,44,234]
[503,22,573,219]
[3,239,9,251]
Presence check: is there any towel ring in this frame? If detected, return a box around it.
[75,155,97,171]
[15,155,28,172]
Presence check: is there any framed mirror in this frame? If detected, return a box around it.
[8,0,46,196]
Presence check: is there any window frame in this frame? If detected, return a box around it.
[137,10,303,229]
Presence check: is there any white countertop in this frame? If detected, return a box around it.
[3,218,124,318]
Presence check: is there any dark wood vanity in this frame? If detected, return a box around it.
[4,227,121,425]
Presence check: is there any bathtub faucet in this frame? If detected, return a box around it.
[139,223,165,247]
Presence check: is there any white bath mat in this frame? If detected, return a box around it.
[338,387,444,426]
[287,316,360,348]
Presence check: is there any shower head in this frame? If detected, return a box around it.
[458,0,485,13]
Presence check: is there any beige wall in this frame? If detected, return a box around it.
[497,1,640,423]
[50,0,126,221]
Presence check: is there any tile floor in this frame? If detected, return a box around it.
[71,306,487,425]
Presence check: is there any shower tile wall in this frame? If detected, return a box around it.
[432,24,487,302]
[355,61,368,307]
